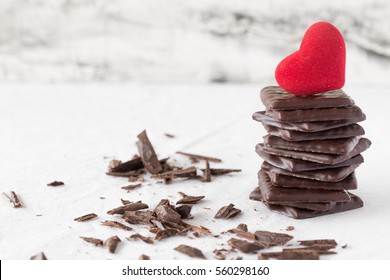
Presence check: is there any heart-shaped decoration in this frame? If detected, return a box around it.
[275,22,346,95]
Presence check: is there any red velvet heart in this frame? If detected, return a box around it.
[275,22,346,95]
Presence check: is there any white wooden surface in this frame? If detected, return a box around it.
[0,83,389,259]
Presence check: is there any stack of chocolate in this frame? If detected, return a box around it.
[250,86,371,219]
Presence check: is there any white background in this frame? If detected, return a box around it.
[0,83,389,259]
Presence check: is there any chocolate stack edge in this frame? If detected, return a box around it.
[251,86,371,219]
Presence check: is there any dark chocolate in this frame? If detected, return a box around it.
[266,105,364,122]
[263,135,360,154]
[260,86,354,110]
[253,111,366,132]
[264,124,365,141]
[262,161,360,182]
[257,146,364,171]
[267,171,358,190]
[250,187,336,211]
[258,170,350,203]
[137,130,163,174]
[261,190,363,219]
[257,138,370,165]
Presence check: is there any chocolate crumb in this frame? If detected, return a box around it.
[127,233,154,244]
[30,252,47,260]
[80,236,104,247]
[176,195,205,205]
[286,226,295,231]
[139,254,150,260]
[175,205,192,219]
[101,220,133,231]
[164,133,175,138]
[214,203,241,219]
[47,181,64,187]
[105,235,121,253]
[174,244,206,259]
[3,191,23,208]
[121,183,142,191]
[342,244,348,249]
[74,213,98,222]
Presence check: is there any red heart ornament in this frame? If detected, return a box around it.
[275,22,346,95]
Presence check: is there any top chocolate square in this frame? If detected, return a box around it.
[260,86,354,110]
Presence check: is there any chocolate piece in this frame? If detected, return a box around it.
[250,187,336,211]
[74,213,98,222]
[30,252,48,260]
[165,133,175,138]
[203,160,211,182]
[253,111,365,132]
[214,203,241,219]
[152,166,197,179]
[268,172,357,190]
[3,191,23,208]
[227,238,264,253]
[47,181,64,187]
[101,220,133,231]
[137,130,162,174]
[174,244,206,259]
[256,189,364,219]
[286,226,294,231]
[108,158,168,174]
[176,195,205,205]
[262,161,360,182]
[154,199,182,225]
[264,123,365,141]
[264,135,360,154]
[123,210,153,225]
[298,239,337,247]
[258,170,350,203]
[177,151,222,163]
[257,146,364,171]
[127,233,154,244]
[105,236,121,253]
[175,205,192,219]
[107,202,149,215]
[257,138,371,165]
[260,86,354,110]
[80,236,104,246]
[254,230,293,247]
[155,228,181,240]
[266,105,364,122]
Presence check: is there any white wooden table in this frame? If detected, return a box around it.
[0,83,388,259]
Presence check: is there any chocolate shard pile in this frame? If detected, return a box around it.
[250,86,371,219]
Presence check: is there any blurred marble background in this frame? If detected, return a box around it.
[0,0,389,85]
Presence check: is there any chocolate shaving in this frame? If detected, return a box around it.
[283,247,336,255]
[109,157,143,173]
[30,252,47,260]
[74,213,98,222]
[121,183,142,191]
[175,205,192,219]
[214,203,241,219]
[260,250,320,260]
[127,233,154,244]
[105,235,121,253]
[200,168,241,176]
[165,133,175,138]
[137,130,163,174]
[139,254,150,260]
[3,191,23,208]
[298,239,337,247]
[47,181,64,187]
[174,244,206,259]
[153,199,183,225]
[203,160,211,182]
[254,230,294,247]
[123,210,153,225]
[342,244,348,249]
[176,151,222,163]
[80,236,104,247]
[186,224,213,237]
[228,238,264,253]
[107,202,149,215]
[176,195,205,205]
[101,220,133,231]
[152,167,197,179]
